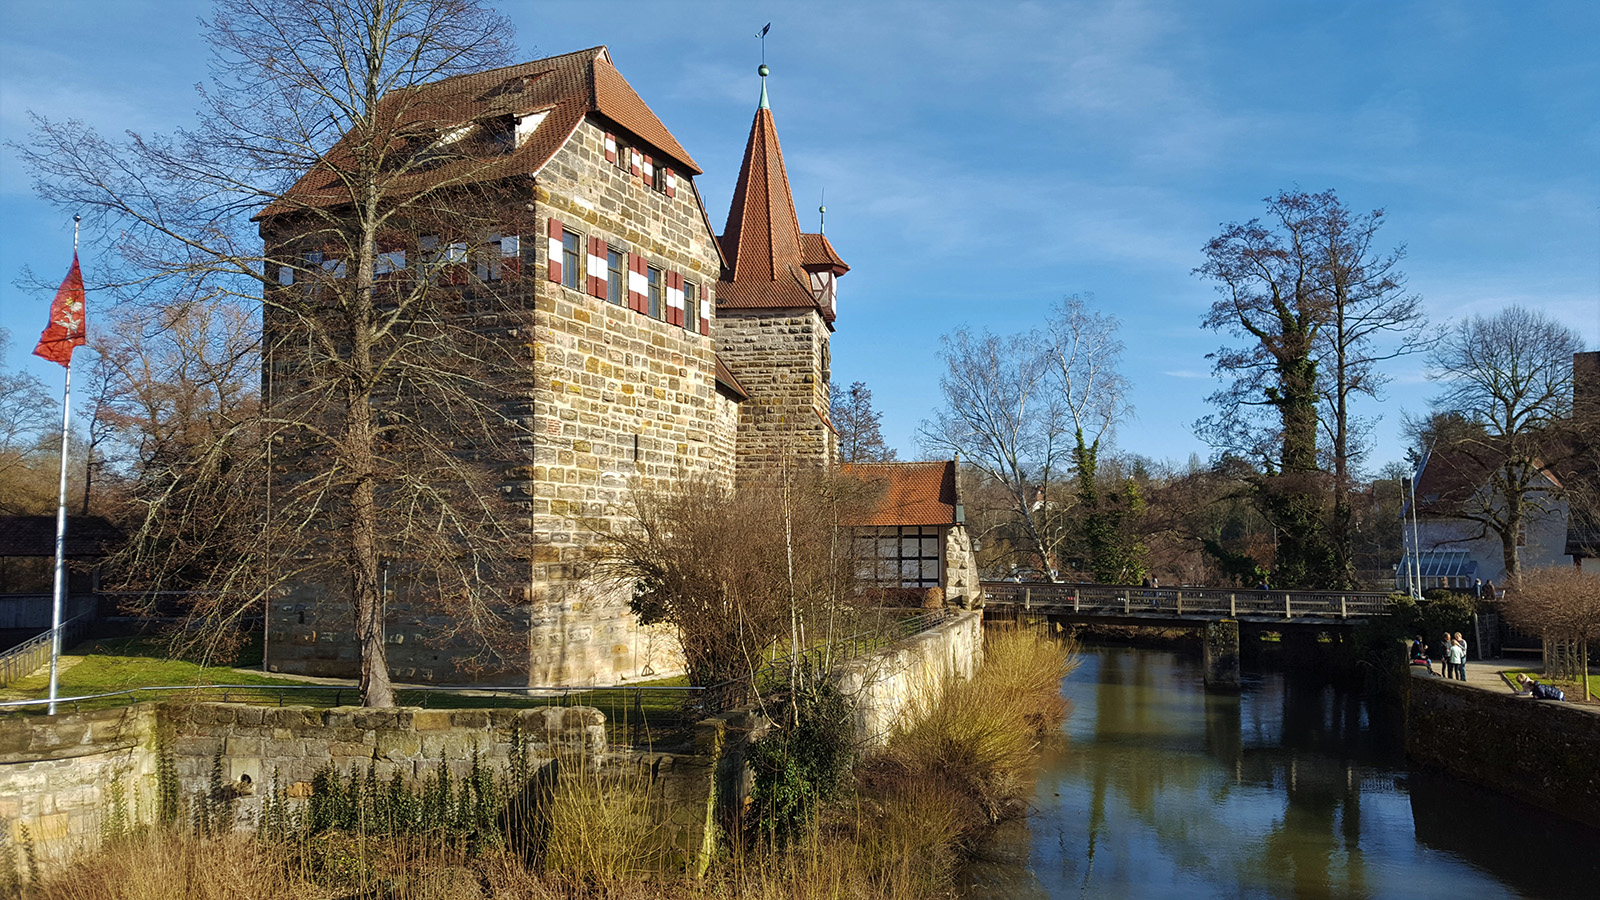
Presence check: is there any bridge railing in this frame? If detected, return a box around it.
[981,582,1393,620]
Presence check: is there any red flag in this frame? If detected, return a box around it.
[34,254,87,367]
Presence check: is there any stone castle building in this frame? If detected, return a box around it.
[261,48,970,687]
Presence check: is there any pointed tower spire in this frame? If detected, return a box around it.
[718,63,806,288]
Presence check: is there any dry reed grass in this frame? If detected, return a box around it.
[23,627,1075,900]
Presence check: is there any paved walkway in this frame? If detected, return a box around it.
[1409,655,1598,710]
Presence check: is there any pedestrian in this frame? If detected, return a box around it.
[1441,631,1456,679]
[1410,635,1436,675]
[1484,580,1497,601]
[1473,578,1483,599]
[1445,633,1466,681]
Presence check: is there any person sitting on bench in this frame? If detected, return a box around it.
[1410,636,1436,675]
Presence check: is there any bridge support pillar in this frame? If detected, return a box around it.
[1203,619,1241,692]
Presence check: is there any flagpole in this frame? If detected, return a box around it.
[46,216,80,716]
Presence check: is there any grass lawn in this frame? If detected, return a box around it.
[1502,667,1600,702]
[0,635,697,743]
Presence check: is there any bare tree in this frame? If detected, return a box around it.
[830,381,898,464]
[1504,565,1600,699]
[922,327,1068,578]
[594,469,875,692]
[1309,193,1432,580]
[1426,306,1585,583]
[14,0,521,706]
[0,328,57,515]
[1196,191,1341,588]
[1043,297,1141,581]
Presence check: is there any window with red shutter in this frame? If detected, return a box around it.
[546,218,563,284]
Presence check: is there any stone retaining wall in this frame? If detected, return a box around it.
[0,703,605,867]
[1407,671,1600,828]
[0,614,987,875]
[835,611,983,746]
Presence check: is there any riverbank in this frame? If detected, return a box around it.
[9,626,1072,899]
[1406,661,1600,829]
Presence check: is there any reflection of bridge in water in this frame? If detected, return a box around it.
[980,582,1396,688]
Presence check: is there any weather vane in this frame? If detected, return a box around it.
[757,23,771,64]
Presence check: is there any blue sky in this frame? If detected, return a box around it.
[2,0,1597,475]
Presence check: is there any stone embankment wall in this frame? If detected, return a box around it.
[835,611,982,746]
[1407,671,1600,828]
[0,612,986,874]
[0,703,605,866]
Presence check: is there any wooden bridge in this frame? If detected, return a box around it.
[980,581,1397,690]
[980,581,1392,626]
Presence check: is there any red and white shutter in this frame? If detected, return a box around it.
[629,148,642,177]
[664,169,677,199]
[642,154,654,188]
[627,253,648,312]
[699,288,711,335]
[586,237,607,298]
[666,271,685,326]
[546,218,563,284]
[604,132,617,164]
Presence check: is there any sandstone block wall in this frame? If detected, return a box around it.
[517,116,730,685]
[1407,670,1600,828]
[714,309,835,482]
[268,113,732,688]
[942,524,982,608]
[834,611,983,747]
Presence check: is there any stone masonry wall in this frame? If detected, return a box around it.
[0,703,605,867]
[834,611,983,747]
[519,117,730,686]
[942,524,982,608]
[268,113,731,688]
[714,308,835,484]
[1407,670,1600,828]
[0,705,158,864]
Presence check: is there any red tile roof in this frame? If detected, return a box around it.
[1412,441,1563,517]
[713,354,749,401]
[260,47,699,220]
[716,104,843,322]
[842,461,959,527]
[801,233,849,273]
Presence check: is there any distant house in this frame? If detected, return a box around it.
[842,460,981,607]
[1398,442,1572,591]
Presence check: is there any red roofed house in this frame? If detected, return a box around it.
[260,51,856,685]
[843,461,982,607]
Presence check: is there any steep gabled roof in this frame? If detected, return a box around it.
[716,77,842,322]
[261,47,699,221]
[1410,441,1564,517]
[842,461,959,528]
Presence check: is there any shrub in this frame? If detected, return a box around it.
[747,673,856,846]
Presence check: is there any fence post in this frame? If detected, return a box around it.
[1340,596,1348,619]
[1074,591,1080,613]
[1024,588,1031,611]
[1230,594,1237,618]
[1123,590,1130,614]
[1284,593,1291,620]
[1176,592,1184,616]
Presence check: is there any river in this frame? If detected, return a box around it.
[963,644,1600,900]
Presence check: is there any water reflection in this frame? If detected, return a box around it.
[963,645,1600,900]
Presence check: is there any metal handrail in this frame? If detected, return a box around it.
[0,612,96,688]
[0,681,704,711]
